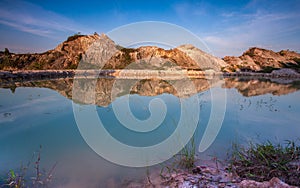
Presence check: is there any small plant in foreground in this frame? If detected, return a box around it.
[159,136,197,179]
[229,140,300,186]
[179,136,196,169]
[1,146,57,188]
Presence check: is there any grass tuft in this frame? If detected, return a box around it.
[1,146,57,188]
[229,140,300,186]
[179,136,196,169]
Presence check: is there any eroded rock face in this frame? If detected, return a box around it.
[0,34,103,70]
[1,34,300,73]
[0,34,226,71]
[177,44,227,71]
[223,47,300,72]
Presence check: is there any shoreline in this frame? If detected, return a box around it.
[1,69,300,80]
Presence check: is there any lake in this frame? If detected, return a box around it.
[0,77,300,187]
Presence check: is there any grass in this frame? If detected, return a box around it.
[229,140,300,186]
[178,136,196,169]
[159,135,197,181]
[1,146,57,188]
[160,135,197,180]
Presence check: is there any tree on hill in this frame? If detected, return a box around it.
[4,48,9,55]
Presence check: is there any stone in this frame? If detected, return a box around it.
[239,177,296,188]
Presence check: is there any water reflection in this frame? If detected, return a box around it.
[1,77,300,106]
[223,77,300,96]
[0,77,300,187]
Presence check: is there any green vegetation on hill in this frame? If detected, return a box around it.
[66,33,84,42]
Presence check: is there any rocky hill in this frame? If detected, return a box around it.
[0,34,101,70]
[177,44,227,71]
[223,47,300,72]
[1,34,300,73]
[0,33,225,71]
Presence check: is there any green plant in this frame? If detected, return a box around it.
[228,66,236,72]
[258,66,279,73]
[159,135,197,181]
[178,136,196,169]
[115,44,124,50]
[0,56,11,70]
[229,140,300,186]
[4,48,10,55]
[293,57,300,65]
[1,146,57,188]
[30,61,45,70]
[279,50,286,56]
[66,33,84,42]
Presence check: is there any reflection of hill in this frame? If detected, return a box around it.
[1,78,300,106]
[223,78,300,96]
[72,78,212,106]
[0,78,74,97]
[0,78,211,106]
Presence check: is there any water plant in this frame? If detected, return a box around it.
[178,136,196,169]
[1,146,57,188]
[229,140,300,186]
[160,135,197,180]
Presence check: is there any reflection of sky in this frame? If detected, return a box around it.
[197,87,300,159]
[0,88,71,136]
[0,85,300,186]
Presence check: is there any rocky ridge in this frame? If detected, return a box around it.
[223,47,300,72]
[0,33,221,71]
[1,33,300,76]
[0,34,101,70]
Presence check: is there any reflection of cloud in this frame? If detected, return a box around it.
[0,88,73,140]
[0,94,66,123]
[0,0,91,38]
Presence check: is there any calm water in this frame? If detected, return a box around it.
[0,77,300,187]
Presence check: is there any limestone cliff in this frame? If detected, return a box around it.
[2,34,300,73]
[0,34,102,70]
[223,47,300,72]
[177,44,227,71]
[0,34,225,71]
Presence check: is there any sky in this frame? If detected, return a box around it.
[0,0,299,57]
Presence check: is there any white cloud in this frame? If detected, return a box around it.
[0,0,92,38]
[202,11,300,57]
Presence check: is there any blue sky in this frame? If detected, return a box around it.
[0,0,299,57]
